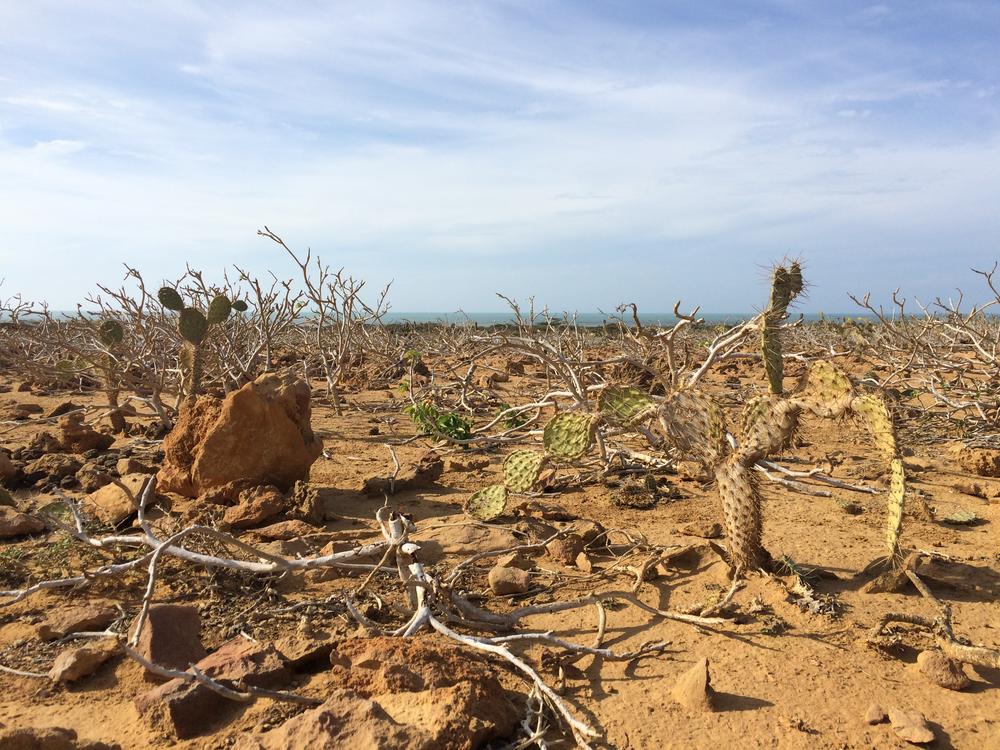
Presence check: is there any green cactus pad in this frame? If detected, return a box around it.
[792,360,854,417]
[178,308,209,344]
[465,484,508,521]
[157,287,185,311]
[660,389,729,468]
[207,295,232,324]
[543,412,598,460]
[231,299,248,313]
[886,458,906,560]
[502,450,548,493]
[98,320,124,346]
[740,394,800,460]
[850,393,897,460]
[598,385,656,424]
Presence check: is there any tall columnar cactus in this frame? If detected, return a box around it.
[158,287,233,397]
[761,262,804,395]
[97,319,127,433]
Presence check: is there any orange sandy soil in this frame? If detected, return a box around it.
[0,357,998,750]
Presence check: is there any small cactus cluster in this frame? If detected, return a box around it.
[158,287,247,396]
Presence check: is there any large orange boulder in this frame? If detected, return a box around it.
[158,374,323,498]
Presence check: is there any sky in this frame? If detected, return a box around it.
[1,1,999,314]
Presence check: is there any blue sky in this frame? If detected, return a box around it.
[1,1,998,312]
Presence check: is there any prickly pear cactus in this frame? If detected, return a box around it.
[231,299,249,313]
[206,295,232,325]
[658,389,729,469]
[792,360,854,417]
[715,453,764,576]
[739,394,800,462]
[599,385,656,425]
[178,308,209,345]
[465,483,508,521]
[850,393,897,460]
[98,320,124,346]
[543,412,598,460]
[503,450,548,494]
[886,458,905,561]
[157,287,185,312]
[761,262,804,395]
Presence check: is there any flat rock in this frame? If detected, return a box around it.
[253,519,316,541]
[273,631,335,668]
[917,650,971,691]
[671,657,715,712]
[222,485,287,529]
[488,565,530,595]
[129,603,205,676]
[362,450,443,496]
[0,506,44,538]
[0,726,119,750]
[81,473,148,525]
[25,453,82,480]
[48,641,119,682]
[412,523,519,562]
[116,457,155,476]
[38,603,118,640]
[546,535,584,565]
[887,707,935,744]
[75,463,112,493]
[678,520,724,539]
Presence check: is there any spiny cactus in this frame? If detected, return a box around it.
[716,453,764,576]
[794,359,854,418]
[503,450,548,494]
[657,389,729,470]
[543,412,598,460]
[465,483,508,521]
[158,287,233,396]
[598,385,656,425]
[739,394,800,463]
[761,262,804,395]
[96,319,127,433]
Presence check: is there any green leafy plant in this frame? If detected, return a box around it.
[405,400,472,441]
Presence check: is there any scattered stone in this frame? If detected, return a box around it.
[158,374,323,498]
[678,520,724,539]
[0,488,14,507]
[838,499,864,515]
[134,639,289,738]
[75,463,112,493]
[129,604,205,676]
[222,485,288,529]
[495,552,535,570]
[291,480,326,522]
[573,519,607,546]
[917,650,971,691]
[80,473,148,525]
[0,726,119,750]
[116,457,155,476]
[59,412,114,454]
[443,456,491,473]
[951,444,1000,478]
[47,401,82,418]
[273,631,335,668]
[887,707,935,744]
[253,519,316,541]
[25,454,82,481]
[48,641,119,683]
[29,431,63,455]
[2,402,43,420]
[671,657,715,712]
[363,450,443,496]
[414,523,520,562]
[575,551,594,573]
[864,702,887,725]
[0,506,45,539]
[546,535,584,565]
[0,452,16,485]
[488,565,530,595]
[38,603,118,641]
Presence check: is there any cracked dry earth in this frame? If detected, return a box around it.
[0,356,998,750]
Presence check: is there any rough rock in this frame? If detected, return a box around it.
[0,726,119,750]
[0,488,14,507]
[678,520,724,539]
[412,523,520,563]
[495,552,535,570]
[157,374,323,498]
[59,413,114,454]
[129,604,205,675]
[443,455,491,473]
[253,519,316,541]
[25,454,82,481]
[116,457,155,476]
[362,450,443,496]
[234,688,423,750]
[864,702,887,724]
[0,452,16,484]
[222,485,287,529]
[38,603,118,641]
[917,650,971,691]
[321,636,519,750]
[75,463,112,493]
[671,657,715,712]
[134,638,289,739]
[950,444,1000,478]
[546,535,584,565]
[2,402,43,420]
[575,551,594,573]
[0,506,45,539]
[887,707,935,744]
[46,401,82,418]
[488,565,531,595]
[48,642,118,683]
[273,630,335,668]
[80,473,148,525]
[29,431,63,455]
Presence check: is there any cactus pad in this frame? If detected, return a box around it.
[207,295,232,324]
[543,412,598,460]
[157,287,185,311]
[502,450,548,493]
[886,458,905,561]
[659,389,729,468]
[850,393,897,460]
[793,360,854,417]
[716,454,764,576]
[740,394,800,461]
[599,385,656,424]
[465,483,508,521]
[178,308,209,345]
[98,320,124,346]
[231,299,248,313]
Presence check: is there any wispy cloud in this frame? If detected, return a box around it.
[1,1,998,311]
